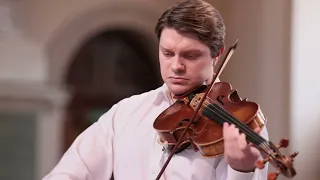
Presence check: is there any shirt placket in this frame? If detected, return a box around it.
[151,92,172,180]
[150,133,167,180]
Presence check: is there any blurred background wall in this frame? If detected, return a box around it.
[0,0,318,179]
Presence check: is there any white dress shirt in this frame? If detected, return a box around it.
[42,83,269,180]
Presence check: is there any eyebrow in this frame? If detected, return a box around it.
[160,46,203,53]
[181,49,202,53]
[160,46,170,51]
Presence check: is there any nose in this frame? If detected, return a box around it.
[171,57,186,74]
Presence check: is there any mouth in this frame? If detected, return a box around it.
[168,77,189,84]
[169,76,188,80]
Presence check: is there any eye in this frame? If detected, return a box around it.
[183,53,200,60]
[162,50,174,57]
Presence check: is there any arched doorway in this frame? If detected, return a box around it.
[62,29,162,152]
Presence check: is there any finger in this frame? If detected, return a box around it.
[223,123,236,155]
[223,122,230,139]
[225,123,238,136]
[238,133,248,150]
[229,123,236,130]
[233,126,240,136]
[224,124,239,142]
[223,123,231,156]
[223,122,229,130]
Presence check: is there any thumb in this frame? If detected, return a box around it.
[254,127,261,134]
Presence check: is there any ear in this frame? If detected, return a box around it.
[215,47,225,57]
[212,47,225,66]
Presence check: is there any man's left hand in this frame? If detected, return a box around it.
[223,122,262,172]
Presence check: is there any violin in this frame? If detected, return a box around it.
[153,40,298,180]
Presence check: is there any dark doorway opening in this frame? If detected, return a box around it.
[62,29,162,153]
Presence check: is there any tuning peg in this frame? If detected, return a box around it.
[276,138,289,149]
[256,156,271,169]
[268,168,281,180]
[290,151,299,159]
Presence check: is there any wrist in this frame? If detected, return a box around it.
[227,166,255,180]
[235,168,255,173]
[230,165,256,173]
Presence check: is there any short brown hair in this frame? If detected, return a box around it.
[155,0,226,57]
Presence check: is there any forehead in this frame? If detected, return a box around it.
[159,28,208,51]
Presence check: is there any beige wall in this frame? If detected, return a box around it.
[220,0,320,179]
[0,0,318,179]
[220,0,291,144]
[218,1,293,179]
[290,0,320,179]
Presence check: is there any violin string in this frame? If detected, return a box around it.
[200,101,266,146]
[201,97,274,155]
[197,100,274,156]
[192,98,264,143]
[206,98,266,143]
[192,98,275,155]
[205,100,275,157]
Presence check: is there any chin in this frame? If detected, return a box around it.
[167,84,191,95]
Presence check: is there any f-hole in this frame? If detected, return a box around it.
[216,95,225,105]
[178,119,196,126]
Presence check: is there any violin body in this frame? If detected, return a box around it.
[153,82,266,157]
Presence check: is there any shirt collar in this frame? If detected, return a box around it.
[155,83,172,104]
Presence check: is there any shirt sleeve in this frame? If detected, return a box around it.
[215,126,270,180]
[42,103,119,180]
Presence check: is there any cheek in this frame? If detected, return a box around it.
[189,61,213,78]
[159,59,170,76]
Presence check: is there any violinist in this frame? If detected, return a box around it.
[42,0,269,179]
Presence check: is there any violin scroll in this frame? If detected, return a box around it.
[256,138,299,180]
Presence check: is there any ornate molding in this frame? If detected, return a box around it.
[0,81,69,108]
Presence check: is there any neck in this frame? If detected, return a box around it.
[170,92,177,103]
[207,76,220,85]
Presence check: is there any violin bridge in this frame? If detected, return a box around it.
[189,93,205,110]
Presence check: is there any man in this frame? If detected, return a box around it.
[43,0,269,179]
